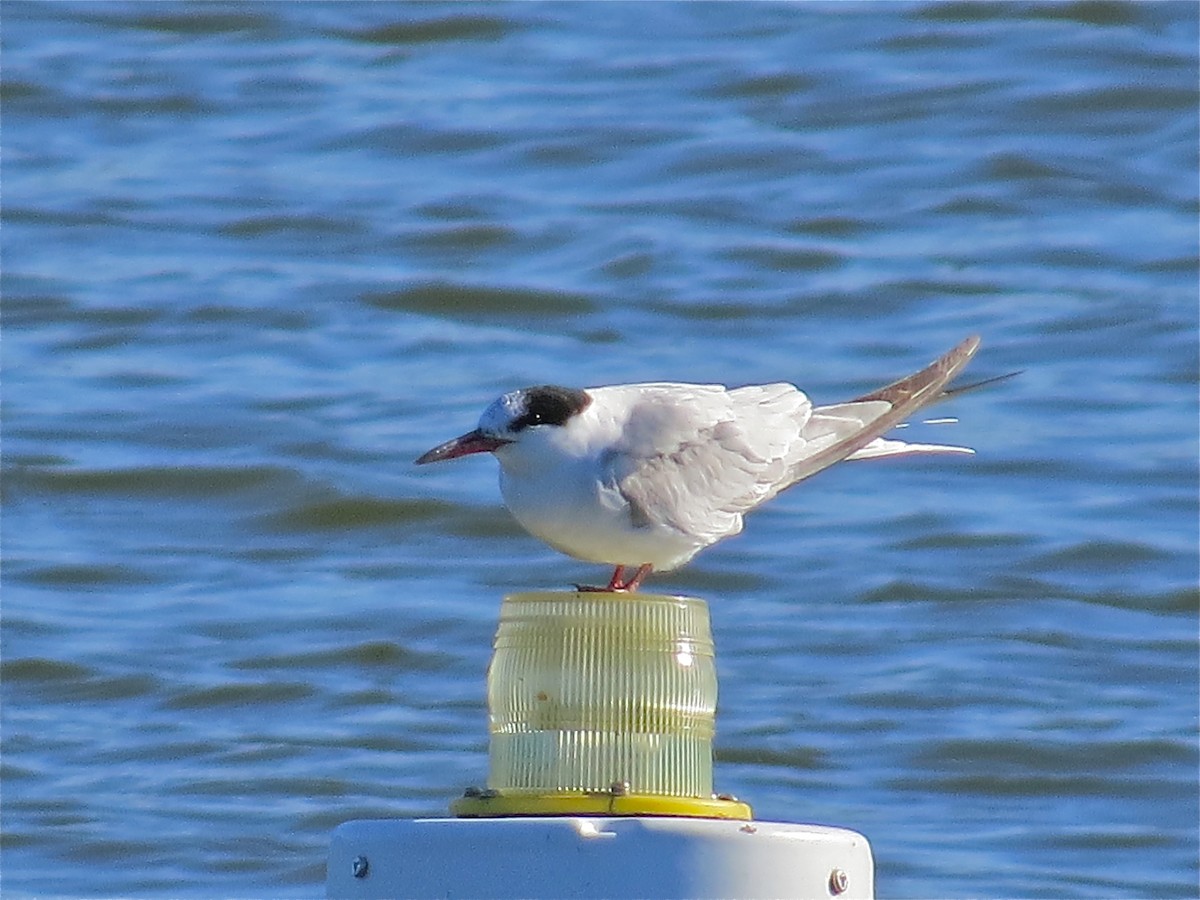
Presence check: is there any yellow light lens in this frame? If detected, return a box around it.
[486,592,717,798]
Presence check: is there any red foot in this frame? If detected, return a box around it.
[575,564,653,593]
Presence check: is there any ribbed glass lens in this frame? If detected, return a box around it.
[487,592,717,797]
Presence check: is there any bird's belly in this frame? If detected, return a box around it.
[499,469,701,570]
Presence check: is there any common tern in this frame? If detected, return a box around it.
[417,335,986,592]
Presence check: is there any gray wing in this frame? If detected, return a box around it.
[605,382,816,544]
[607,336,982,543]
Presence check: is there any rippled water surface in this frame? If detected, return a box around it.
[3,3,1197,897]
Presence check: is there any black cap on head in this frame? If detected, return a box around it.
[510,385,592,432]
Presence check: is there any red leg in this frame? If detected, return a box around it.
[575,563,653,593]
[621,563,653,592]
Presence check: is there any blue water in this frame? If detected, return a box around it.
[3,2,1197,897]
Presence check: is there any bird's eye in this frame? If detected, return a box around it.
[510,409,543,432]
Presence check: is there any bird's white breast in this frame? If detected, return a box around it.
[493,392,710,570]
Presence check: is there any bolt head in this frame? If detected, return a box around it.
[828,867,848,895]
[352,856,369,879]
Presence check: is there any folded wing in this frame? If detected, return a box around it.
[605,382,814,544]
[608,335,982,546]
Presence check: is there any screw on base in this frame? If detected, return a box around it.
[828,867,848,895]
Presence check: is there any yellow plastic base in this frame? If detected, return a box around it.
[451,789,752,820]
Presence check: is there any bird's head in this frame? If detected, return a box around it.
[414,385,593,465]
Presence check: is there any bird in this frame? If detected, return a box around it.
[416,335,989,592]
